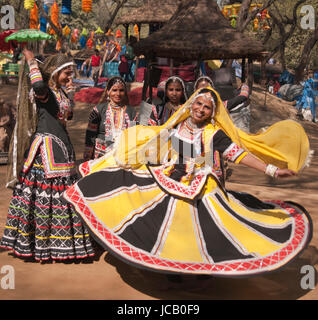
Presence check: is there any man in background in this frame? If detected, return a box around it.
[91,49,101,86]
[124,37,136,82]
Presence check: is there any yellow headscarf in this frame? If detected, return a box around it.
[100,87,310,172]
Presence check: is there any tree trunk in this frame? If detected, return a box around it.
[265,0,305,67]
[10,0,29,29]
[279,44,286,71]
[260,58,267,87]
[104,0,128,33]
[241,58,246,83]
[294,23,318,83]
[169,59,173,77]
[236,0,253,33]
[124,24,129,42]
[247,58,254,94]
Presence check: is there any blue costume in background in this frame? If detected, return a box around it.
[297,77,318,122]
[314,71,318,90]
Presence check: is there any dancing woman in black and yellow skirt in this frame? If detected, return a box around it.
[64,87,312,277]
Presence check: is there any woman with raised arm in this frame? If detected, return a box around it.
[0,49,94,262]
[65,87,312,279]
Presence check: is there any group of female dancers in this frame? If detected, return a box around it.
[0,49,313,279]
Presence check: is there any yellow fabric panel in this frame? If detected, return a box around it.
[207,197,282,257]
[86,186,164,230]
[201,175,219,194]
[114,125,166,167]
[228,196,292,226]
[90,155,117,173]
[159,200,205,263]
[90,156,150,175]
[237,120,309,172]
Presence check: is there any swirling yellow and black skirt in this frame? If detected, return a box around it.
[64,160,312,277]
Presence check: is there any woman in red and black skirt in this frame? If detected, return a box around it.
[0,49,95,262]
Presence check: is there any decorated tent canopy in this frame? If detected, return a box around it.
[73,48,95,60]
[115,0,178,25]
[133,0,266,60]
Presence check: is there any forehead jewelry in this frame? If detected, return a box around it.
[108,78,126,91]
[190,92,217,125]
[51,62,75,78]
[193,93,216,109]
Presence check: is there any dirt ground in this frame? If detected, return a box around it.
[0,83,318,300]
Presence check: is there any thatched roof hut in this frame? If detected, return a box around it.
[132,0,266,60]
[115,0,178,25]
[73,49,96,60]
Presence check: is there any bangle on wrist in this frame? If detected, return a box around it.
[28,58,38,70]
[265,164,279,178]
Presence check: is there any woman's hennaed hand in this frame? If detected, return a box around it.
[275,168,297,178]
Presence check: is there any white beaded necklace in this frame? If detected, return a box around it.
[105,102,127,142]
